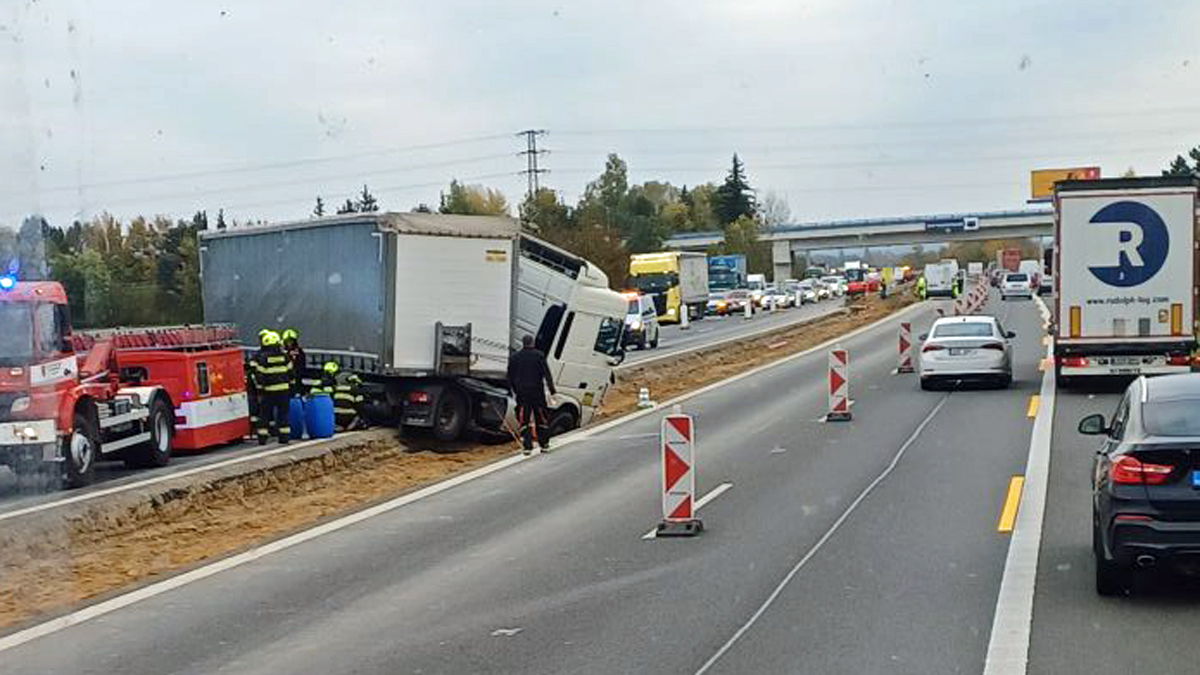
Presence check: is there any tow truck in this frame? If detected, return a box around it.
[0,277,250,488]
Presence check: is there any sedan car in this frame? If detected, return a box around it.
[918,315,1014,389]
[1000,272,1033,300]
[1081,374,1200,595]
[763,286,793,309]
[821,276,846,297]
[723,289,754,314]
[706,291,730,316]
[795,279,818,305]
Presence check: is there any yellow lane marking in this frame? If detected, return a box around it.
[997,475,1025,533]
[1026,395,1040,418]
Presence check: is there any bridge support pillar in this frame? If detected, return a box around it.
[772,240,792,283]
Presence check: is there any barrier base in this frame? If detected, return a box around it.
[897,366,915,374]
[825,411,852,422]
[657,519,704,537]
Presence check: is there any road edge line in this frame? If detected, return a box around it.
[982,297,1055,675]
[0,453,529,653]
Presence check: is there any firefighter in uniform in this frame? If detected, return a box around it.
[507,334,557,454]
[916,275,927,300]
[322,361,365,431]
[253,330,294,445]
[282,328,318,396]
[245,328,272,439]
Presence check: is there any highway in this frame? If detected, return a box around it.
[0,297,845,516]
[1,292,1070,674]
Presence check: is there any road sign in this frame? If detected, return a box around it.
[897,323,914,373]
[827,349,851,421]
[658,413,702,536]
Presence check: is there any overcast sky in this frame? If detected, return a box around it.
[2,0,1198,230]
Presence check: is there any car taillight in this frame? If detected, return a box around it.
[1114,514,1152,522]
[1110,455,1174,485]
[408,391,431,404]
[922,343,944,353]
[1167,355,1190,366]
[1060,356,1088,368]
[980,342,1005,351]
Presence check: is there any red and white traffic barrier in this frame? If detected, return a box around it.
[897,322,914,373]
[656,413,703,536]
[827,348,852,421]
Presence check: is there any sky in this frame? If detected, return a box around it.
[1,0,1198,231]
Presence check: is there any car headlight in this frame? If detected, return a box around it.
[667,308,676,315]
[630,320,642,330]
[10,396,30,413]
[21,426,37,440]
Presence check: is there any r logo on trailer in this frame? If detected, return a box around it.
[1087,201,1170,287]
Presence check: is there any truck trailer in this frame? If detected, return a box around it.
[1054,176,1199,386]
[628,251,709,322]
[200,213,627,442]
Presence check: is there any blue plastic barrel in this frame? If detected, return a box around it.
[304,395,336,439]
[288,397,306,440]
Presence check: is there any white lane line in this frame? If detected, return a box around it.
[0,434,358,523]
[982,306,1055,675]
[642,482,734,540]
[0,453,529,653]
[693,395,950,675]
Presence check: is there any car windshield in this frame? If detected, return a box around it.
[626,300,639,313]
[1142,400,1200,436]
[1006,274,1028,282]
[0,303,34,367]
[844,269,865,282]
[727,290,748,299]
[822,277,840,285]
[933,322,995,338]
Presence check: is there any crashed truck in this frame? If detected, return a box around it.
[200,213,628,442]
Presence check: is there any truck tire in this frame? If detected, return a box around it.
[124,397,173,469]
[432,387,468,442]
[547,408,578,437]
[63,411,98,489]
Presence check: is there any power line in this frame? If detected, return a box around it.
[517,129,549,201]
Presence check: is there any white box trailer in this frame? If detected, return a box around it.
[200,213,628,440]
[1054,176,1199,385]
[924,262,956,297]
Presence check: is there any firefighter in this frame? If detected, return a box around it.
[282,328,317,396]
[323,361,365,431]
[253,330,294,445]
[507,334,557,455]
[916,275,927,300]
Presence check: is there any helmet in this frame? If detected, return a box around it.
[282,328,299,342]
[260,330,281,347]
[323,361,340,376]
[258,328,271,338]
[347,373,362,384]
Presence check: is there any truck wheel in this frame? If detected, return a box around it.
[124,397,173,469]
[547,408,578,437]
[432,388,468,442]
[63,411,98,489]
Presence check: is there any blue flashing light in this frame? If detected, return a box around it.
[0,275,14,291]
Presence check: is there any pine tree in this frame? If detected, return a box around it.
[714,154,756,225]
[216,209,227,230]
[337,199,358,215]
[356,184,379,212]
[313,196,325,217]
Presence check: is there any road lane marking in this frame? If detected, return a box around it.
[997,476,1025,533]
[1025,395,1039,418]
[0,452,530,654]
[982,310,1055,675]
[642,482,734,540]
[694,395,950,674]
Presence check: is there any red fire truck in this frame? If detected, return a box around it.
[0,280,250,488]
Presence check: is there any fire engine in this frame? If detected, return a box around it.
[0,278,250,488]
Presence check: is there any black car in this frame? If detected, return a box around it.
[1081,374,1200,595]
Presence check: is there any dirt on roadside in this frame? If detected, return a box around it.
[0,290,916,630]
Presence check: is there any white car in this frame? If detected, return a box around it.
[795,279,818,305]
[1000,272,1033,300]
[820,276,846,297]
[919,316,1015,390]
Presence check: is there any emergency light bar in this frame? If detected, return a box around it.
[0,275,15,290]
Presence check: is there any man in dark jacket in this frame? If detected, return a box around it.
[507,334,557,454]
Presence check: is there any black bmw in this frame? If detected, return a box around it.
[1081,374,1200,595]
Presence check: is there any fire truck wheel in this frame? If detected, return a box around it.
[432,388,468,442]
[124,398,173,469]
[63,411,98,489]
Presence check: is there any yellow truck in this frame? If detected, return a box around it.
[628,251,709,323]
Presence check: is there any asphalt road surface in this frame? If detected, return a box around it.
[1,291,1064,674]
[622,297,846,366]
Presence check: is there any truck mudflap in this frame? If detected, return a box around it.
[1058,354,1193,377]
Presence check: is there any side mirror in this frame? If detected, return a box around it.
[1078,413,1108,436]
[607,350,626,367]
[1005,331,1016,339]
[918,333,928,341]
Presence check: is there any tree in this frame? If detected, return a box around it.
[191,210,208,231]
[356,184,379,212]
[1121,167,1137,178]
[1164,146,1200,176]
[313,196,325,217]
[714,154,755,225]
[582,154,629,214]
[216,209,227,230]
[412,203,433,213]
[759,190,791,228]
[337,199,358,214]
[519,187,570,232]
[439,180,509,215]
[712,215,770,274]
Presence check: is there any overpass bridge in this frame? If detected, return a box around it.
[664,208,1053,282]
